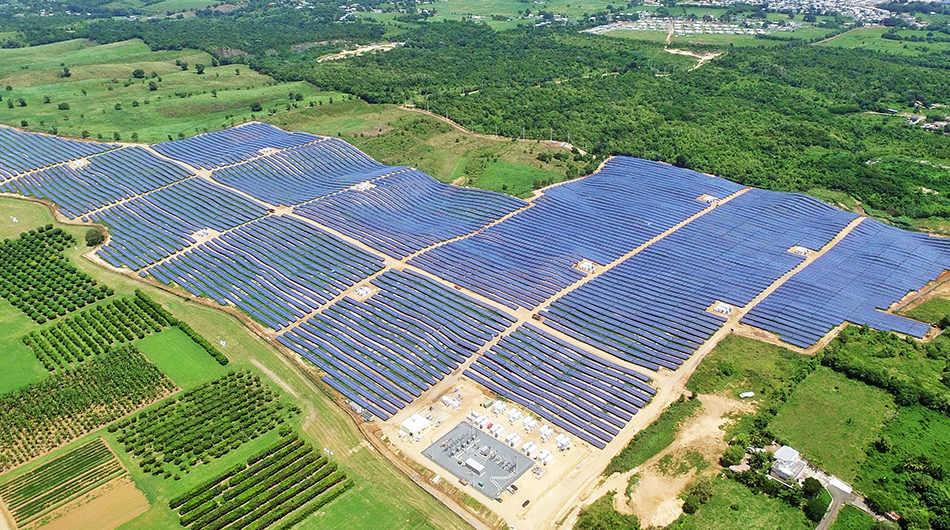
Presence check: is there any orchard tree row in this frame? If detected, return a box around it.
[171,432,351,530]
[0,345,176,472]
[110,371,293,478]
[0,225,111,323]
[22,295,171,371]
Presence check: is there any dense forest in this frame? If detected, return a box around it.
[282,22,950,223]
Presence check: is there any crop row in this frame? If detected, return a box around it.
[110,371,286,476]
[7,458,123,524]
[0,225,112,323]
[0,346,175,473]
[0,439,113,502]
[22,295,170,371]
[170,433,351,530]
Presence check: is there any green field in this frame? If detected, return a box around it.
[770,367,896,482]
[668,478,812,530]
[274,103,577,193]
[687,335,812,402]
[903,295,950,324]
[135,328,227,389]
[0,39,349,143]
[829,505,878,530]
[855,405,950,525]
[605,397,701,475]
[818,27,950,56]
[0,196,468,530]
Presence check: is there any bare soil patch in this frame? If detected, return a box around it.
[34,478,148,530]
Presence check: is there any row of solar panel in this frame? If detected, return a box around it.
[410,157,747,309]
[278,270,516,420]
[0,147,192,219]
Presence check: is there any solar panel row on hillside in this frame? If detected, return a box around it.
[466,325,655,448]
[278,270,515,419]
[149,215,385,330]
[210,138,401,206]
[1,147,192,219]
[410,157,746,309]
[742,218,950,347]
[151,122,322,169]
[0,126,116,179]
[295,170,528,259]
[91,178,268,270]
[544,189,857,370]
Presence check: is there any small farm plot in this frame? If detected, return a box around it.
[0,439,125,528]
[109,371,290,477]
[21,294,173,372]
[423,422,533,500]
[0,345,175,473]
[169,433,352,530]
[0,226,112,323]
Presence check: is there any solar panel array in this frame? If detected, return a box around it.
[410,157,746,309]
[2,123,948,450]
[0,147,192,219]
[149,215,386,330]
[210,138,400,206]
[151,122,322,169]
[278,270,515,420]
[543,189,858,371]
[90,178,268,270]
[466,325,655,448]
[742,218,950,347]
[0,126,116,179]
[295,170,528,259]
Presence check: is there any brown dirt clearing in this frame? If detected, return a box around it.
[595,394,753,528]
[35,478,148,530]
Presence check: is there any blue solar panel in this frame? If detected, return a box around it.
[0,126,117,178]
[210,138,400,206]
[0,147,192,219]
[296,170,527,259]
[278,270,516,419]
[148,215,386,330]
[544,188,857,370]
[466,324,655,448]
[152,122,321,169]
[742,218,950,347]
[410,157,746,309]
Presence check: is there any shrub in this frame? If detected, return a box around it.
[84,228,104,247]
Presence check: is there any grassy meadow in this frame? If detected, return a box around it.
[769,367,896,482]
[0,39,349,143]
[818,27,950,56]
